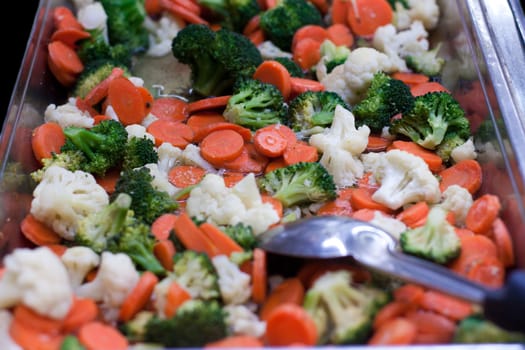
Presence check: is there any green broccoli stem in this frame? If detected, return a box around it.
[64,128,108,160]
[126,240,166,276]
[109,195,134,236]
[192,55,230,97]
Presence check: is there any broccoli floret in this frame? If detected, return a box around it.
[272,57,304,78]
[100,0,149,54]
[171,24,262,97]
[259,0,323,51]
[60,335,86,350]
[319,40,351,74]
[111,167,178,224]
[74,62,129,99]
[61,120,128,176]
[120,311,156,343]
[144,299,227,347]
[223,77,287,130]
[387,0,409,9]
[405,43,445,77]
[77,28,133,69]
[389,91,470,150]
[353,71,414,133]
[435,133,467,163]
[288,90,349,132]
[259,162,336,207]
[30,150,85,183]
[223,222,258,250]
[303,270,389,344]
[197,0,260,32]
[169,250,221,300]
[400,206,460,264]
[122,136,159,171]
[453,315,525,344]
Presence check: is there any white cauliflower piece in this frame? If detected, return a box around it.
[257,41,293,60]
[145,14,184,57]
[321,48,397,105]
[362,149,441,210]
[181,144,218,173]
[76,252,140,322]
[394,0,439,31]
[157,142,183,173]
[61,246,100,289]
[77,2,107,31]
[451,138,477,163]
[0,311,22,350]
[0,247,73,319]
[309,105,370,187]
[212,255,251,305]
[143,163,179,197]
[44,98,94,129]
[369,211,407,241]
[439,184,473,226]
[30,166,109,240]
[373,21,429,72]
[224,304,266,338]
[125,124,155,142]
[186,173,279,234]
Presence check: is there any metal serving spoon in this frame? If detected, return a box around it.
[258,215,525,332]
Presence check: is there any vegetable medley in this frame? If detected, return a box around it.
[1,0,524,348]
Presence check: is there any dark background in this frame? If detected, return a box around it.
[2,1,40,122]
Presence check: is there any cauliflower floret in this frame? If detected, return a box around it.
[369,211,407,241]
[257,41,293,60]
[394,0,439,31]
[0,311,22,350]
[181,144,218,173]
[77,2,107,31]
[143,163,179,197]
[156,143,217,175]
[439,184,473,225]
[362,149,441,210]
[61,246,100,289]
[451,138,477,163]
[321,47,397,105]
[145,14,184,57]
[309,105,370,187]
[157,142,183,173]
[30,166,109,240]
[373,21,429,72]
[224,304,266,338]
[76,252,140,322]
[0,247,73,319]
[212,255,251,305]
[125,124,155,142]
[186,173,279,235]
[44,98,94,129]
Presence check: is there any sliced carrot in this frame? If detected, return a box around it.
[346,0,393,37]
[491,218,515,268]
[62,297,99,333]
[317,197,354,216]
[253,127,289,158]
[243,15,261,36]
[205,335,264,348]
[350,187,394,214]
[265,157,287,173]
[388,140,443,172]
[366,135,392,152]
[454,227,475,239]
[261,194,284,219]
[393,283,425,305]
[48,40,84,75]
[200,222,244,256]
[291,25,329,53]
[50,27,91,48]
[170,0,202,15]
[20,213,62,246]
[186,113,227,134]
[151,97,189,122]
[168,165,207,188]
[283,141,319,165]
[9,318,64,350]
[351,208,377,221]
[449,234,498,275]
[12,304,63,334]
[272,123,297,144]
[173,212,219,256]
[419,290,473,321]
[248,29,266,46]
[160,0,208,24]
[95,168,120,195]
[44,244,68,257]
[78,321,129,350]
[293,37,323,71]
[466,255,505,288]
[193,121,253,143]
[465,194,501,235]
[259,278,305,321]
[221,143,269,174]
[165,281,192,318]
[253,60,292,100]
[391,72,430,86]
[48,56,78,87]
[396,202,430,228]
[289,77,325,97]
[138,87,155,115]
[330,0,349,25]
[223,172,246,187]
[405,310,456,343]
[53,6,83,30]
[145,0,163,15]
[146,119,194,148]
[373,301,413,330]
[438,159,482,194]
[119,271,159,322]
[251,248,267,304]
[83,67,125,106]
[93,114,112,125]
[107,76,147,126]
[410,81,449,97]
[326,23,354,47]
[368,317,417,345]
[265,303,318,346]
[31,122,65,164]
[200,129,245,166]
[187,95,231,114]
[154,239,177,271]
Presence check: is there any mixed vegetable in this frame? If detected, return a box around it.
[0,0,524,348]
